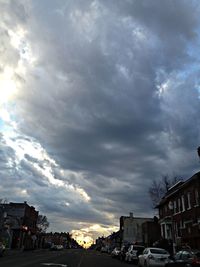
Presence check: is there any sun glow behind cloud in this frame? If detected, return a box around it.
[71,223,119,248]
[0,67,17,104]
[0,27,36,109]
[9,28,36,64]
[3,127,91,203]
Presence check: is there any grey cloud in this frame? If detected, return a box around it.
[1,0,200,238]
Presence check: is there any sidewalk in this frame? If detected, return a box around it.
[5,248,45,256]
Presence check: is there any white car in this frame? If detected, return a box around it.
[111,247,121,258]
[138,247,170,267]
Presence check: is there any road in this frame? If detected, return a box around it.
[0,249,136,267]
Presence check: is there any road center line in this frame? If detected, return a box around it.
[41,264,67,267]
[77,253,84,267]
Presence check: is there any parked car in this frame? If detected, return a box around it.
[44,242,52,249]
[111,247,121,258]
[0,242,5,257]
[119,244,130,261]
[165,249,200,267]
[50,244,64,251]
[125,245,145,263]
[101,246,108,253]
[138,247,170,267]
[107,246,113,254]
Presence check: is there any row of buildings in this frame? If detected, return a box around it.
[0,201,81,250]
[95,214,161,251]
[96,171,200,253]
[1,171,200,253]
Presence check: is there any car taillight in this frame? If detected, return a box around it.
[192,258,200,264]
[148,255,155,260]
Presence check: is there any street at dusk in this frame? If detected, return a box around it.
[1,0,200,266]
[1,249,133,267]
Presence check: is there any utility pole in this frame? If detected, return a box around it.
[197,147,200,160]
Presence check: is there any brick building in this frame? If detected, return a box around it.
[0,201,38,249]
[156,172,200,250]
[142,217,161,246]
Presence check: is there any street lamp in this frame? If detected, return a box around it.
[168,201,176,255]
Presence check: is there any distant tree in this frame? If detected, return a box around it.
[37,215,49,233]
[148,175,182,207]
[0,198,8,204]
[66,232,72,241]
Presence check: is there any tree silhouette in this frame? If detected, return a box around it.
[37,215,49,233]
[148,175,182,207]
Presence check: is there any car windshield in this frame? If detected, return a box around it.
[150,249,168,254]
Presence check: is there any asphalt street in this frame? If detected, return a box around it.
[0,249,136,267]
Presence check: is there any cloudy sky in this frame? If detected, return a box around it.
[1,0,200,245]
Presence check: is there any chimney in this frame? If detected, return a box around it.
[130,212,133,218]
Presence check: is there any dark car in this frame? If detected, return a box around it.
[0,242,5,257]
[50,244,64,251]
[165,249,200,267]
[119,244,130,261]
[125,245,145,263]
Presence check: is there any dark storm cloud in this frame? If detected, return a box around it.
[1,0,200,236]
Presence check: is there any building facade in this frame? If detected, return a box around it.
[0,202,38,249]
[120,213,153,245]
[142,217,161,246]
[157,172,200,250]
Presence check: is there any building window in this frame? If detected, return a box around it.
[166,224,171,239]
[165,205,168,213]
[187,192,191,209]
[195,189,199,206]
[177,222,181,237]
[162,224,165,238]
[181,195,185,212]
[180,220,184,228]
[178,198,181,212]
[173,200,177,214]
